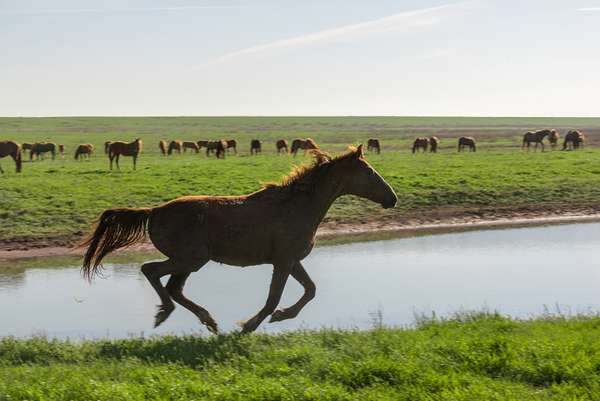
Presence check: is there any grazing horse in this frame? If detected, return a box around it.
[291,138,319,156]
[548,130,560,149]
[563,130,585,150]
[226,139,238,154]
[0,141,22,173]
[22,143,33,153]
[196,140,209,151]
[183,141,200,153]
[159,140,168,156]
[522,129,552,152]
[30,142,57,160]
[429,136,439,153]
[367,138,381,154]
[82,145,397,334]
[58,144,65,156]
[206,140,227,158]
[250,139,262,155]
[108,139,142,170]
[276,139,289,154]
[458,136,476,152]
[74,144,94,160]
[412,137,429,153]
[168,140,183,155]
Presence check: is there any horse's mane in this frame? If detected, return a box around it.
[262,147,358,196]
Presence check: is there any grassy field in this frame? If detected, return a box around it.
[1,116,600,247]
[0,313,598,400]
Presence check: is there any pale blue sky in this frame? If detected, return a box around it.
[1,0,599,116]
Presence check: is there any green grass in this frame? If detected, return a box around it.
[0,313,598,400]
[1,117,599,245]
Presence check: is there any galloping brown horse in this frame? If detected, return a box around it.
[412,137,429,153]
[205,140,227,158]
[226,139,237,154]
[276,139,288,154]
[30,142,57,160]
[563,130,585,150]
[291,138,319,156]
[168,140,183,155]
[429,136,439,153]
[159,140,168,156]
[183,141,200,153]
[522,129,552,152]
[108,139,142,170]
[458,136,476,152]
[548,130,560,149]
[74,144,94,160]
[250,139,262,155]
[367,138,381,154]
[0,141,22,173]
[82,145,397,334]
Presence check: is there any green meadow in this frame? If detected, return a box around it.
[1,116,600,246]
[0,313,598,400]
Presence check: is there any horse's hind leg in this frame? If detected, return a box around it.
[270,261,315,323]
[133,155,137,170]
[166,272,218,334]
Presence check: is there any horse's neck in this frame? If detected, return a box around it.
[296,166,344,232]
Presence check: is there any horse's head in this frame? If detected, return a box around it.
[340,145,397,209]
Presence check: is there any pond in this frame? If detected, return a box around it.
[1,223,599,339]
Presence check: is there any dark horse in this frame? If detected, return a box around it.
[563,130,585,150]
[74,144,94,160]
[291,138,319,156]
[0,141,22,173]
[168,140,182,155]
[522,129,553,152]
[429,136,439,153]
[108,139,142,170]
[183,141,200,153]
[276,139,288,154]
[205,140,227,158]
[367,138,381,154]
[82,145,397,334]
[226,139,237,154]
[250,139,262,155]
[412,137,429,153]
[458,136,476,152]
[30,142,57,160]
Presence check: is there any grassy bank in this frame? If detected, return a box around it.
[1,117,600,247]
[0,313,598,400]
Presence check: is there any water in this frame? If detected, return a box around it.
[1,223,599,339]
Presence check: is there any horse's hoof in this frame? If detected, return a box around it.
[201,317,219,334]
[153,305,174,328]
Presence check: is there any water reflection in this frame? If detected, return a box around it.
[0,223,599,339]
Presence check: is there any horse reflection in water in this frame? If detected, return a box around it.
[82,145,397,334]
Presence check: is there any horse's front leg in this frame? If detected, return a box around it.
[270,261,315,323]
[241,263,291,333]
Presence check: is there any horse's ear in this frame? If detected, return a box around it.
[355,144,364,158]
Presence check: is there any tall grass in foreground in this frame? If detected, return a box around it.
[0,312,599,400]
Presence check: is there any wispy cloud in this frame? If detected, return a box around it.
[206,2,469,65]
[0,5,240,16]
[578,7,600,11]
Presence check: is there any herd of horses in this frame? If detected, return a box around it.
[0,129,588,173]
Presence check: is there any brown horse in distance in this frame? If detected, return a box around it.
[183,141,200,153]
[276,139,289,154]
[548,130,560,149]
[74,144,94,160]
[196,140,209,151]
[206,140,227,158]
[0,141,22,173]
[58,144,65,156]
[367,138,381,154]
[291,138,319,156]
[226,139,237,154]
[30,142,57,160]
[563,130,585,150]
[458,136,476,152]
[429,136,439,153]
[159,140,167,156]
[82,145,397,334]
[412,137,429,153]
[168,140,183,155]
[522,129,552,152]
[250,139,262,155]
[108,139,142,170]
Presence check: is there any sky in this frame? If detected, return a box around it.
[1,0,599,116]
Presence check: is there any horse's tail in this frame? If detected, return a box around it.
[81,208,152,281]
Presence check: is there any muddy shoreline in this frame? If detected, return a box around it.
[2,204,600,262]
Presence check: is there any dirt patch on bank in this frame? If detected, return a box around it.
[2,203,600,261]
